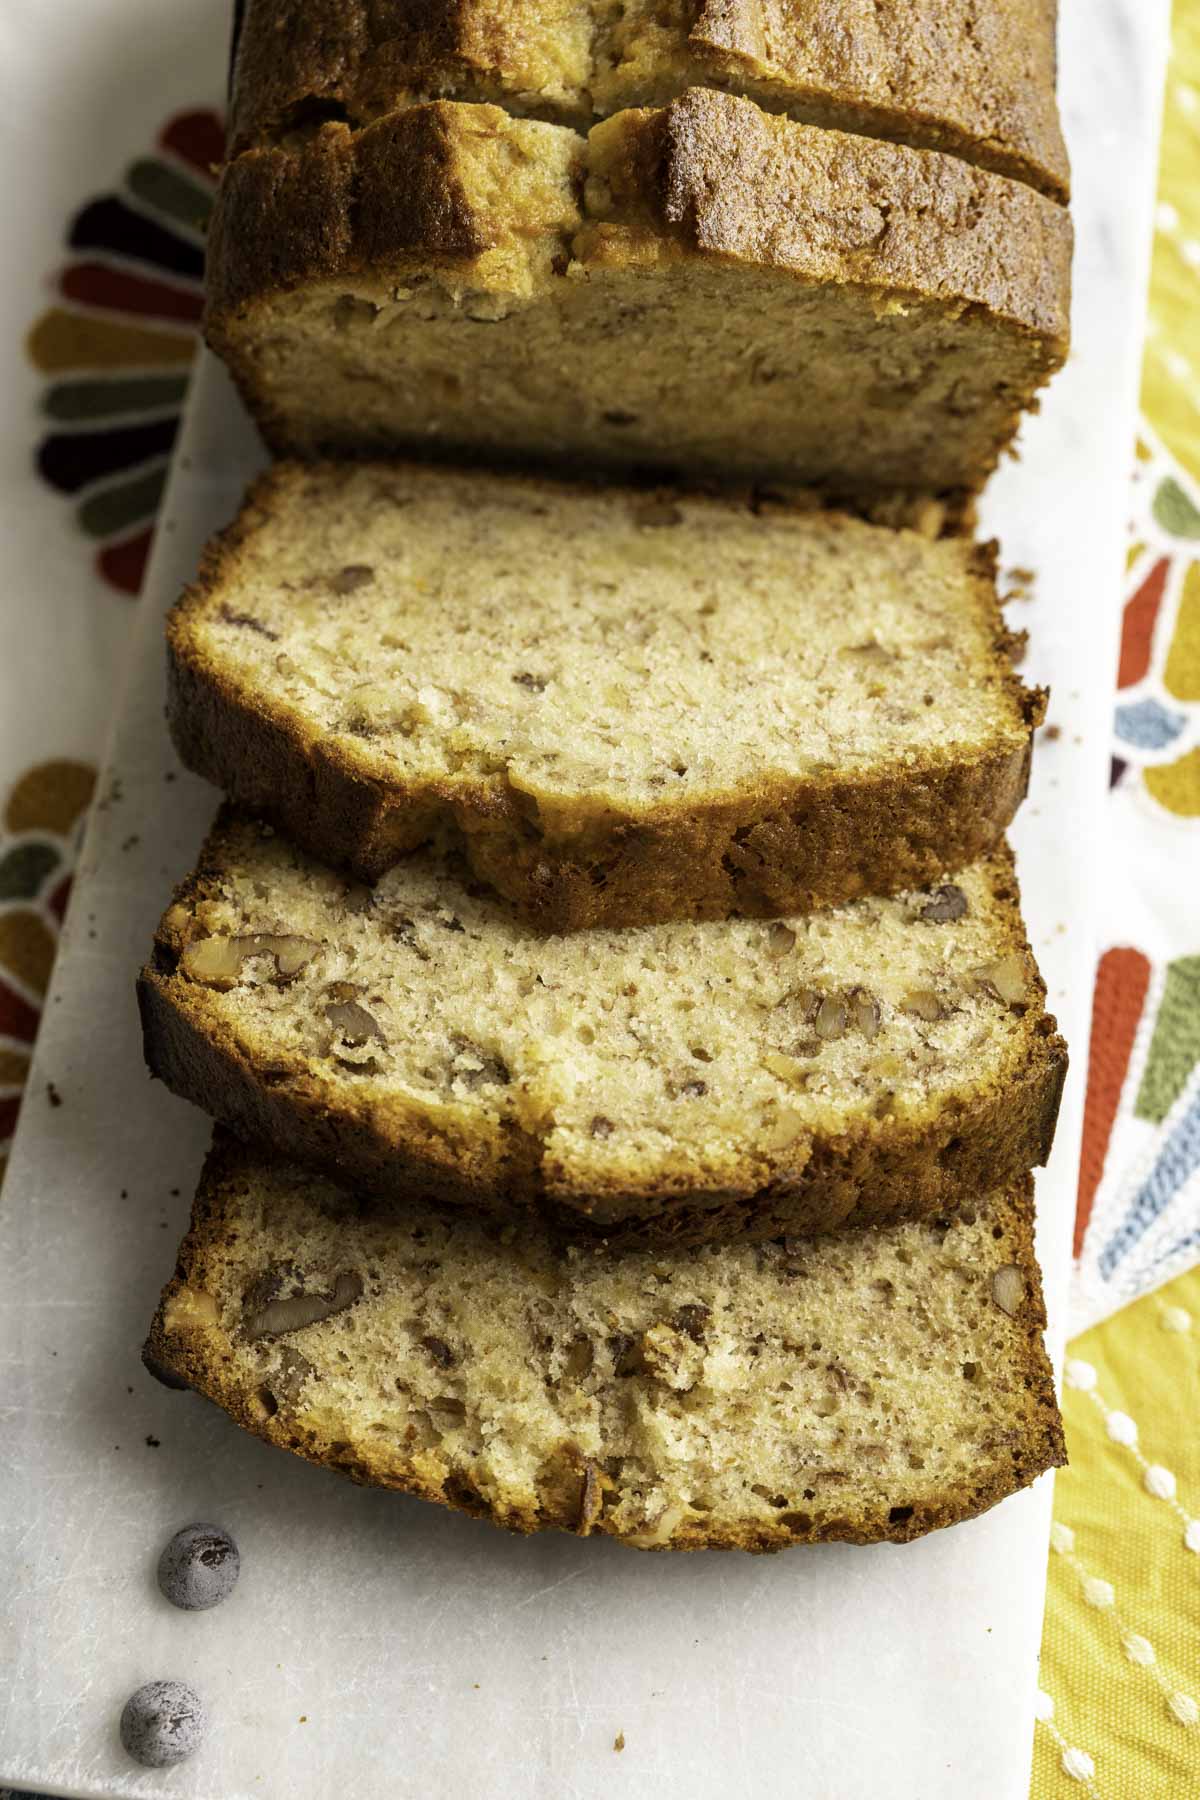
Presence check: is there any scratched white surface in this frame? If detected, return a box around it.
[0,5,1169,1795]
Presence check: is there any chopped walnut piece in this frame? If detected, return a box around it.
[902,989,945,1023]
[815,996,847,1041]
[920,884,968,924]
[244,1270,363,1340]
[331,564,374,593]
[181,933,320,988]
[850,990,881,1038]
[972,956,1027,1007]
[991,1264,1026,1316]
[450,1035,510,1088]
[324,982,385,1048]
[640,1323,704,1391]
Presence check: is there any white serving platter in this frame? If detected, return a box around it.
[0,4,1170,1794]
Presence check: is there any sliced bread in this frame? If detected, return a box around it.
[169,462,1043,929]
[206,90,1071,496]
[229,0,1069,201]
[146,1134,1065,1551]
[138,815,1066,1245]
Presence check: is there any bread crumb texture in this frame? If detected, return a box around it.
[170,462,1041,926]
[139,815,1066,1242]
[148,1136,1065,1551]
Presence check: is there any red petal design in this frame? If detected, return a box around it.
[0,978,40,1044]
[98,528,154,596]
[1075,946,1152,1255]
[0,1093,22,1143]
[61,262,203,323]
[160,110,224,180]
[1118,558,1168,688]
[48,874,73,922]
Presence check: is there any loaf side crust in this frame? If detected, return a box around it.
[168,463,1044,930]
[144,1142,1066,1551]
[228,0,1069,201]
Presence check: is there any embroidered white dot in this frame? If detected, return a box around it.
[1061,1745,1096,1782]
[1143,1464,1177,1499]
[1105,1410,1138,1446]
[1168,1691,1199,1727]
[1082,1576,1115,1610]
[1121,1632,1156,1667]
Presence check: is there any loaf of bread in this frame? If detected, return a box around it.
[146,1134,1065,1551]
[229,0,1069,200]
[205,88,1071,497]
[169,461,1043,929]
[139,813,1066,1245]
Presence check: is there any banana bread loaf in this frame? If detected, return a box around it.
[146,1134,1066,1551]
[169,461,1043,930]
[229,0,1069,201]
[205,89,1072,497]
[138,814,1066,1246]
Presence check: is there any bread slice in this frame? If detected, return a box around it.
[145,1134,1066,1551]
[206,90,1071,498]
[138,814,1066,1246]
[169,462,1042,930]
[229,0,1069,202]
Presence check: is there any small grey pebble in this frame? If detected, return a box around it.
[157,1523,240,1611]
[119,1680,207,1767]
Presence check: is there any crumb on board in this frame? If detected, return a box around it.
[1042,723,1062,741]
[614,1732,626,1753]
[46,1082,62,1108]
[145,1434,161,1448]
[1003,566,1037,602]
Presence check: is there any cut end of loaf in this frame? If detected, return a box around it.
[205,92,1070,496]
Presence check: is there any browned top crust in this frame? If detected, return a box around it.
[206,89,1072,353]
[229,0,1069,201]
[585,89,1071,344]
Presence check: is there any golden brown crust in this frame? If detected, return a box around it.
[137,819,1067,1248]
[207,90,1071,341]
[583,90,1071,346]
[229,0,1069,201]
[206,102,548,317]
[143,1140,1067,1551]
[166,461,1042,931]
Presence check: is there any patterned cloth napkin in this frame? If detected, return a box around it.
[0,5,1196,1797]
[1030,11,1200,1794]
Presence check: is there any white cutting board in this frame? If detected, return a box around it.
[0,5,1169,1795]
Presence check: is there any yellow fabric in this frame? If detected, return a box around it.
[1032,10,1200,1796]
[1141,6,1200,489]
[1031,1270,1200,1796]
